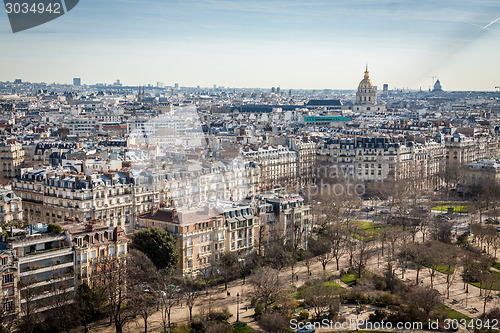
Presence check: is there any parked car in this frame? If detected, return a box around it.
[496,226,500,232]
[298,325,316,333]
[380,208,390,214]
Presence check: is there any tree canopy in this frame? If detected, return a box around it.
[130,227,179,271]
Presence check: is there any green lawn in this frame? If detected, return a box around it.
[295,281,342,299]
[431,205,469,213]
[441,305,472,321]
[348,221,384,242]
[233,322,255,333]
[435,264,455,275]
[470,271,500,291]
[492,262,500,271]
[341,273,357,286]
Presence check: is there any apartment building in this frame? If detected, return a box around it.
[0,249,18,317]
[165,159,258,209]
[13,168,134,231]
[241,145,298,189]
[138,206,226,276]
[138,196,310,276]
[265,194,312,250]
[2,226,75,315]
[0,187,22,224]
[63,117,100,137]
[445,133,476,166]
[288,137,318,186]
[319,136,446,185]
[0,141,25,184]
[462,159,500,187]
[70,223,128,287]
[445,133,500,166]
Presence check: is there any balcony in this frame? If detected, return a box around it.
[20,286,75,303]
[10,233,66,248]
[20,261,73,277]
[20,275,74,290]
[19,247,73,264]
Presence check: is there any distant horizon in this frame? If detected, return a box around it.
[1,0,499,91]
[2,79,500,93]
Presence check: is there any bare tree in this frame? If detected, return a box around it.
[310,234,333,273]
[480,272,498,315]
[17,278,41,333]
[353,241,374,279]
[442,245,459,299]
[257,313,289,333]
[303,250,314,277]
[218,252,239,290]
[128,249,159,333]
[95,256,134,333]
[248,267,288,313]
[181,277,203,321]
[303,279,340,318]
[157,271,180,332]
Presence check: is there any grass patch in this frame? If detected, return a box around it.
[295,281,342,299]
[341,273,358,286]
[431,205,469,213]
[348,221,384,242]
[324,281,342,288]
[492,262,500,271]
[470,271,500,291]
[441,305,472,321]
[434,264,455,275]
[233,322,255,333]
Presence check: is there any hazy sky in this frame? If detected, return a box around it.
[0,0,499,90]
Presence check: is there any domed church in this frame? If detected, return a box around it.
[346,65,386,113]
[356,65,377,105]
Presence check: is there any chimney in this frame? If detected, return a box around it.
[151,205,158,216]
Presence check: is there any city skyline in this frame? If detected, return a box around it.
[1,0,499,91]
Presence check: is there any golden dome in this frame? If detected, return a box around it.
[358,64,374,89]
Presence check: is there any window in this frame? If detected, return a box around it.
[2,274,13,284]
[4,301,14,313]
[91,251,96,259]
[1,257,7,265]
[187,248,192,256]
[82,253,87,263]
[119,245,124,254]
[109,246,114,255]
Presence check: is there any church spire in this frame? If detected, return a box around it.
[364,63,369,79]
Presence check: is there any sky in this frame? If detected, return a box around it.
[0,0,499,91]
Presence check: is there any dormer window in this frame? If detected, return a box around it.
[77,237,83,247]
